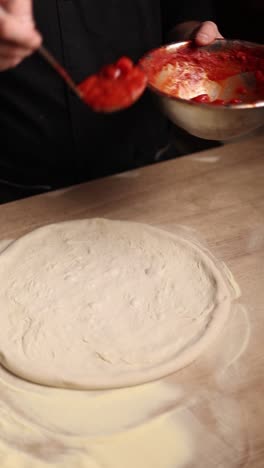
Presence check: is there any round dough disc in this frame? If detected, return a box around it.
[0,219,233,389]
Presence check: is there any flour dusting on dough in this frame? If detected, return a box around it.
[0,219,236,389]
[0,220,242,468]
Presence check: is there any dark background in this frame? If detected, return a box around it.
[215,0,264,44]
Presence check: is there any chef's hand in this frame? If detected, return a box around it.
[168,20,223,46]
[193,21,223,45]
[0,0,42,71]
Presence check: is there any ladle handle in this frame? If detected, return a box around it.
[38,45,83,100]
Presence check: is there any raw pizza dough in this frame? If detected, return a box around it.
[0,219,235,389]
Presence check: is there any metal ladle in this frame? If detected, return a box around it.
[38,45,147,112]
[38,45,83,100]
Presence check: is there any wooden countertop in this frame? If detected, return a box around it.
[0,134,263,465]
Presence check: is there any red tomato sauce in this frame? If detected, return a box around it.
[140,43,264,105]
[78,57,147,112]
[191,95,242,105]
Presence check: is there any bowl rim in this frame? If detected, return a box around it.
[139,38,264,110]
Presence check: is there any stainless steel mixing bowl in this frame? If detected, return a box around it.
[140,39,264,140]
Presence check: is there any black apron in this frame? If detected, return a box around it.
[0,0,213,189]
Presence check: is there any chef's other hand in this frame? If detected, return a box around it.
[194,21,223,46]
[168,20,223,46]
[0,0,42,71]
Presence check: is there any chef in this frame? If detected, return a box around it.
[0,0,222,202]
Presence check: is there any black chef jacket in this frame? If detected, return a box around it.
[0,1,213,189]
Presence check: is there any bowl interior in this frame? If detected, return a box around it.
[140,39,264,107]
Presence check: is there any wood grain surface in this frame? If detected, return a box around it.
[0,134,263,466]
